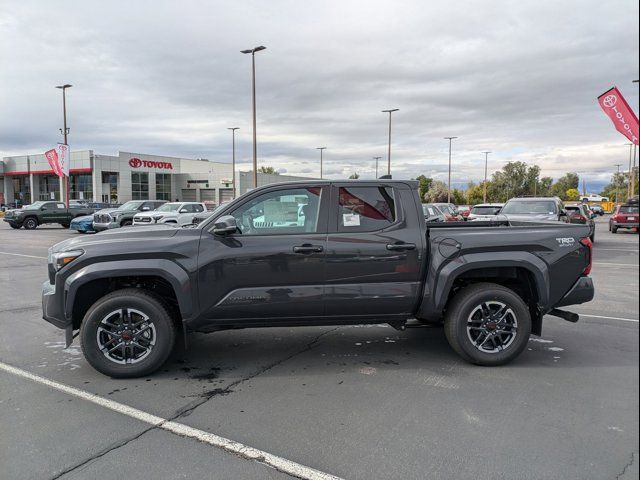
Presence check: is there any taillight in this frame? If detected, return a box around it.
[579,237,592,276]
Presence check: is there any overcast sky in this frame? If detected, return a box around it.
[1,0,638,190]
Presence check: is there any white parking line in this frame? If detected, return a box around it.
[594,248,639,252]
[0,361,343,480]
[579,314,639,323]
[593,262,639,267]
[0,251,47,260]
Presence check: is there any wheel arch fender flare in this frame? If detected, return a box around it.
[431,252,550,313]
[63,259,194,321]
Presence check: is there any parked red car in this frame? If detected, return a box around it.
[609,201,639,233]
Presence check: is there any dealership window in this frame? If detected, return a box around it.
[101,172,119,203]
[38,174,60,201]
[131,172,149,200]
[155,173,171,201]
[69,174,93,201]
[11,176,31,206]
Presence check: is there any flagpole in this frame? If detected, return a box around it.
[56,84,72,207]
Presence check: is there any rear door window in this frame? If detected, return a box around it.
[337,186,396,232]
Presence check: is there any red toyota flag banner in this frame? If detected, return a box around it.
[57,143,70,177]
[597,87,639,145]
[45,148,64,177]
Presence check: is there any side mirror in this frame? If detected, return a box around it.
[40,206,47,211]
[212,215,237,235]
[559,210,567,217]
[141,206,151,211]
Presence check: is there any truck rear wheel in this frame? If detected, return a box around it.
[444,283,531,366]
[80,289,176,378]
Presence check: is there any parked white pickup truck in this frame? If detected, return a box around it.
[133,202,207,226]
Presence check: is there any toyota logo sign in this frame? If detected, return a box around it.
[129,157,142,168]
[603,95,617,108]
[128,157,173,170]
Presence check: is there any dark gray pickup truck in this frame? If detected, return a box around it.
[42,180,594,377]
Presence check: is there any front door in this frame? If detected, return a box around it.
[196,185,328,326]
[324,184,423,318]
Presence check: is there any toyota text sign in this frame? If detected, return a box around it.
[597,87,639,145]
[128,157,174,170]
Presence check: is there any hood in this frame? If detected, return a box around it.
[71,214,94,222]
[134,211,177,218]
[95,207,127,216]
[51,225,180,254]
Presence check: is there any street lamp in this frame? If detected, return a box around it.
[381,109,399,176]
[55,84,72,207]
[373,156,382,179]
[228,127,239,197]
[316,147,326,179]
[444,136,458,203]
[241,45,266,188]
[614,163,623,204]
[482,151,491,203]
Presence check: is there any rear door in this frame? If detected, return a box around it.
[324,183,423,318]
[196,185,329,325]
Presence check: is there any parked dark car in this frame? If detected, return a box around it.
[92,200,167,231]
[589,205,604,216]
[422,203,446,223]
[3,201,95,229]
[43,180,594,378]
[565,204,595,241]
[499,197,568,223]
[609,201,639,233]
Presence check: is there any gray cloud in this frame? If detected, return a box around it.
[1,0,638,193]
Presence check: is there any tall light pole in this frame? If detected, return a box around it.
[444,136,458,203]
[316,147,326,179]
[228,127,239,197]
[55,84,72,207]
[241,45,266,188]
[614,163,623,204]
[373,156,382,179]
[626,143,634,199]
[482,151,491,203]
[381,109,399,176]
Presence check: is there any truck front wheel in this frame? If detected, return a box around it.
[23,217,38,230]
[444,283,531,366]
[80,289,176,378]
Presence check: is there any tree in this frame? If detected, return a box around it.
[465,182,485,205]
[538,177,554,197]
[487,161,541,202]
[425,180,449,203]
[258,166,279,175]
[550,172,579,199]
[565,188,581,201]
[601,171,639,202]
[415,175,433,202]
[348,172,360,179]
[451,189,466,205]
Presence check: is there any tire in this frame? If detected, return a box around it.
[23,217,38,230]
[444,282,531,366]
[61,223,70,229]
[612,226,618,234]
[121,220,132,227]
[590,232,595,242]
[80,289,177,378]
[9,223,21,229]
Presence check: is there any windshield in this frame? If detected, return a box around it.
[471,206,501,215]
[620,205,639,214]
[24,201,47,209]
[119,201,145,211]
[155,203,181,212]
[501,200,558,215]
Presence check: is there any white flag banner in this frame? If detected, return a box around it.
[57,144,70,177]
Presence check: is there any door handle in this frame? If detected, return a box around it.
[386,243,416,251]
[293,244,324,254]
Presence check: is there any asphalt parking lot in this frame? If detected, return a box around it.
[0,216,638,480]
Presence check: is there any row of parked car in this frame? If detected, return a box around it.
[421,196,637,242]
[2,199,216,232]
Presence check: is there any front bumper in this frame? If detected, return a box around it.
[554,276,594,308]
[93,221,120,231]
[42,281,68,329]
[3,217,22,225]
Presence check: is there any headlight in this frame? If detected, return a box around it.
[49,250,84,271]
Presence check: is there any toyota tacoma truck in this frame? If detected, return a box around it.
[92,200,167,231]
[4,201,95,229]
[42,181,595,378]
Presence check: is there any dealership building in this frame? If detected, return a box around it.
[0,150,315,206]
